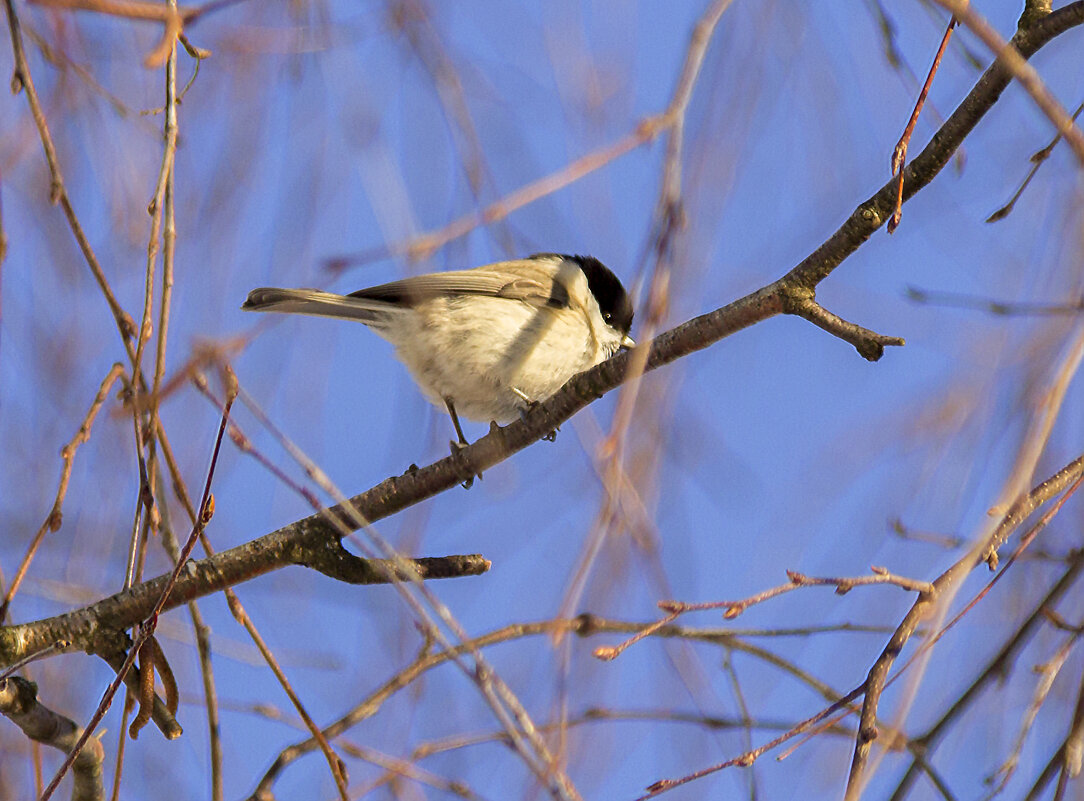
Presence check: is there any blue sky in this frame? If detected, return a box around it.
[2,1,1084,799]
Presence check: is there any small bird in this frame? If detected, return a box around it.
[242,253,635,449]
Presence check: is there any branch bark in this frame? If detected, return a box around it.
[0,676,105,801]
[0,546,489,667]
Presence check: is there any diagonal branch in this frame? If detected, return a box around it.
[0,676,104,801]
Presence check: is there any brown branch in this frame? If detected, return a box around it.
[246,613,876,798]
[0,362,126,624]
[595,567,931,662]
[224,591,350,801]
[887,549,1084,800]
[889,16,956,233]
[0,676,104,801]
[982,453,1084,567]
[789,298,906,361]
[0,540,491,667]
[930,0,1084,165]
[846,453,1084,801]
[3,0,138,351]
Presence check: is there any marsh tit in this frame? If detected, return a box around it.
[242,253,635,446]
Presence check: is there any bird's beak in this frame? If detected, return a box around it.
[621,335,636,350]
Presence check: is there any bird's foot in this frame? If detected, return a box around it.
[449,439,481,489]
[518,400,559,442]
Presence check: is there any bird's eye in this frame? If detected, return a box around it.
[603,312,612,321]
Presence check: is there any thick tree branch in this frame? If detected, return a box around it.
[0,547,490,667]
[0,676,105,801]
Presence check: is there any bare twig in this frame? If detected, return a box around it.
[3,0,138,352]
[639,684,868,799]
[595,567,931,662]
[247,613,871,796]
[789,298,906,361]
[38,392,235,801]
[231,386,581,801]
[987,100,1084,222]
[225,589,350,800]
[886,554,1084,800]
[850,451,1084,801]
[929,0,1084,164]
[907,285,1084,317]
[984,631,1080,795]
[889,16,956,233]
[0,363,126,624]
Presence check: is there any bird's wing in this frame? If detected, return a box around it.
[348,261,569,309]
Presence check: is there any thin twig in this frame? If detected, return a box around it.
[984,631,1080,796]
[38,392,235,801]
[3,0,138,353]
[889,17,956,233]
[987,100,1084,222]
[886,552,1084,801]
[0,363,126,624]
[907,285,1084,317]
[232,386,581,801]
[225,591,350,800]
[929,0,1084,164]
[596,567,931,662]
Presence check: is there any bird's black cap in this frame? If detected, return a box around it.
[534,253,634,336]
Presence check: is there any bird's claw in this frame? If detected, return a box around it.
[518,401,559,441]
[449,439,481,489]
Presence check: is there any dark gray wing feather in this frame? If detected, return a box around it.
[349,264,569,309]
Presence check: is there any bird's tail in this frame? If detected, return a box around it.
[242,287,398,327]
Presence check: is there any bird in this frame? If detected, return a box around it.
[242,252,635,451]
